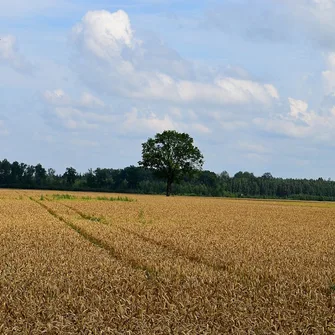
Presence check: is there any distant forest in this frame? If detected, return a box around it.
[1,158,335,201]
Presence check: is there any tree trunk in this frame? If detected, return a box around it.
[166,179,172,197]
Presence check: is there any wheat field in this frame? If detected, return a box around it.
[1,189,335,334]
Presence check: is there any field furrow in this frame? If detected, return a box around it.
[1,190,335,334]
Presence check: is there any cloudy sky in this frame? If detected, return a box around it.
[1,0,335,178]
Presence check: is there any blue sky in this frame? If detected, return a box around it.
[1,0,335,178]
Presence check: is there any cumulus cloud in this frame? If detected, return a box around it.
[0,35,33,74]
[72,10,134,61]
[44,89,105,109]
[253,117,310,138]
[42,89,114,131]
[70,9,279,107]
[123,108,177,134]
[42,88,212,137]
[122,108,211,136]
[254,97,335,142]
[53,107,99,130]
[288,97,312,121]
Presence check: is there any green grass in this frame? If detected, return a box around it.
[96,196,135,202]
[79,212,107,224]
[51,194,136,202]
[52,194,77,200]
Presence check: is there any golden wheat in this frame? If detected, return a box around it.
[1,189,335,334]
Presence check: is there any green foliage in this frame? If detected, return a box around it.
[96,196,135,202]
[80,213,106,224]
[139,130,204,196]
[80,196,92,200]
[4,158,335,201]
[52,194,77,200]
[63,167,77,186]
[51,194,135,202]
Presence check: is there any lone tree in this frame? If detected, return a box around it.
[139,130,204,196]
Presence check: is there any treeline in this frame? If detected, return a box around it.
[1,159,335,201]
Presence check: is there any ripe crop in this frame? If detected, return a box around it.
[1,189,335,334]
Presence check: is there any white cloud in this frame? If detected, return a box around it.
[214,78,279,104]
[190,123,211,134]
[253,117,310,138]
[72,10,135,61]
[238,141,272,154]
[122,107,211,136]
[323,70,335,94]
[43,88,213,137]
[44,89,71,105]
[325,52,335,69]
[288,97,313,122]
[43,88,212,137]
[43,89,113,131]
[0,35,33,74]
[71,10,279,107]
[54,107,99,130]
[80,92,105,108]
[44,89,105,109]
[123,108,177,134]
[254,97,335,141]
[287,0,335,49]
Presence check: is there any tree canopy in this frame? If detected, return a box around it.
[138,130,204,196]
[2,158,335,201]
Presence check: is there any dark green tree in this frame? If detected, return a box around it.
[63,167,77,186]
[139,130,204,196]
[85,168,96,188]
[23,165,35,186]
[47,168,56,184]
[10,161,24,184]
[0,159,11,185]
[35,163,46,186]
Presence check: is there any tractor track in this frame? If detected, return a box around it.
[57,200,232,274]
[28,196,159,280]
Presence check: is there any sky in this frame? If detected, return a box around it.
[2,0,335,178]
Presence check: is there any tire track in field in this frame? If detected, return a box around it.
[29,196,159,279]
[26,194,269,288]
[59,201,231,273]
